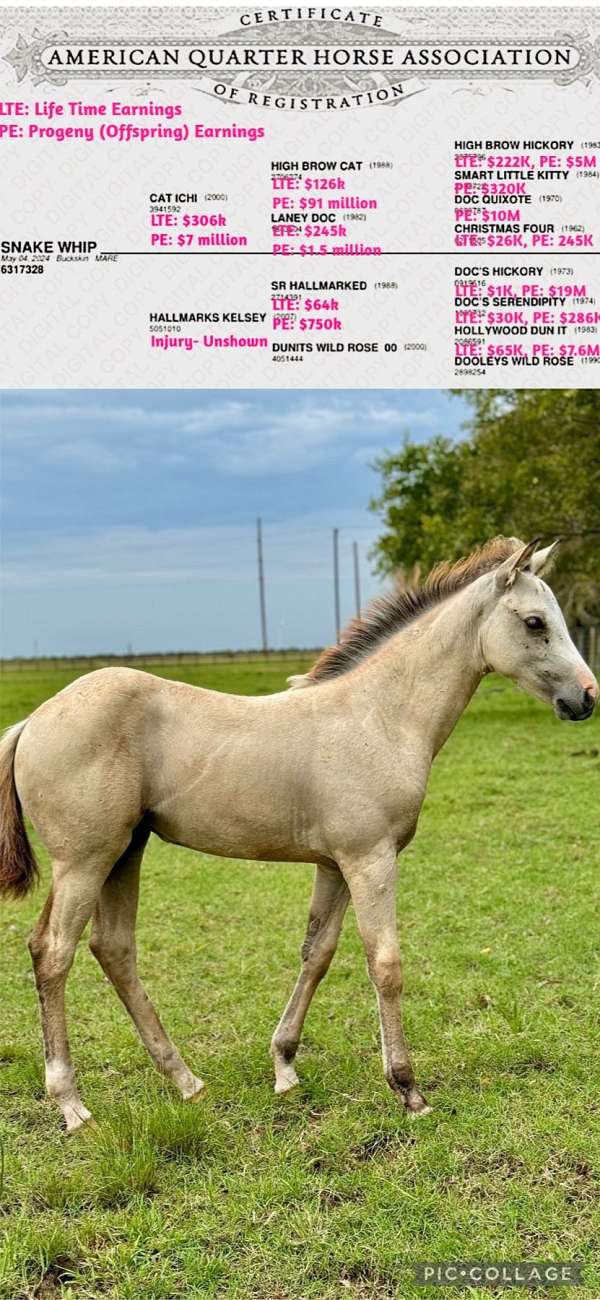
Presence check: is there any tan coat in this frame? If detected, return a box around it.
[0,538,596,1131]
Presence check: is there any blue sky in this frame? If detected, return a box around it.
[1,389,466,657]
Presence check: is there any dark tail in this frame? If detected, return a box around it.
[0,721,38,900]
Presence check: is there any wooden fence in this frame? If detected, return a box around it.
[572,625,599,673]
[0,649,319,673]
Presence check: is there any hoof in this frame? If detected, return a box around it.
[183,1078,205,1103]
[274,1066,300,1095]
[404,1086,431,1116]
[64,1105,95,1135]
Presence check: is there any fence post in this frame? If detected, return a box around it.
[589,626,598,673]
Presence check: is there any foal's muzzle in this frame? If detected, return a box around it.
[554,685,597,722]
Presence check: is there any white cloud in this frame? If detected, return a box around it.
[50,440,127,469]
[3,511,380,591]
[1,391,449,477]
[364,403,440,428]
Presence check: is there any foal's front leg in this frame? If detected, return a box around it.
[271,863,349,1093]
[341,847,430,1115]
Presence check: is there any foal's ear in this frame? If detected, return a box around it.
[495,538,541,589]
[528,538,561,576]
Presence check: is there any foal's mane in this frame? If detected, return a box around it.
[297,536,522,687]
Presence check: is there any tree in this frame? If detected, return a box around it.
[370,390,600,621]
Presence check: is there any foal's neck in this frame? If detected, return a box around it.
[360,587,486,757]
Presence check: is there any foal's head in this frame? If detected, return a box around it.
[481,540,598,722]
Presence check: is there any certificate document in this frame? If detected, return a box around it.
[1,4,599,388]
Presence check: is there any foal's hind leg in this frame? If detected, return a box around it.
[271,863,349,1093]
[29,860,110,1133]
[89,830,204,1103]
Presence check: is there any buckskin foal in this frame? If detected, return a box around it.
[0,537,597,1131]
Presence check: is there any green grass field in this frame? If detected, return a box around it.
[0,661,598,1300]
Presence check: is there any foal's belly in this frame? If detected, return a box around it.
[147,801,327,866]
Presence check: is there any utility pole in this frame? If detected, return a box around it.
[352,541,361,617]
[333,527,341,643]
[256,517,268,654]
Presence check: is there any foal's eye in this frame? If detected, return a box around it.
[524,615,545,632]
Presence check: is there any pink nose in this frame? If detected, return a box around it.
[582,677,599,702]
